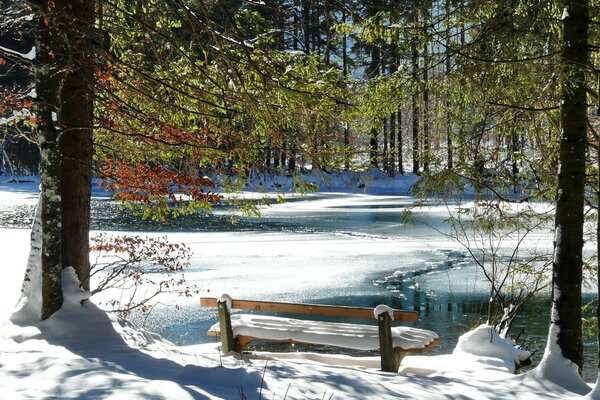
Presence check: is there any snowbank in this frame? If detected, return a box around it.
[0,272,591,400]
[453,324,530,373]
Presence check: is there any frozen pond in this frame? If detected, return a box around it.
[1,186,596,380]
[86,193,559,361]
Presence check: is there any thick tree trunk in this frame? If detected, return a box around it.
[551,0,588,371]
[27,0,95,318]
[60,4,94,288]
[32,3,64,320]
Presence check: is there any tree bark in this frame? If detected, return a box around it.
[551,0,588,371]
[27,0,95,318]
[60,0,94,289]
[422,5,430,173]
[445,0,453,170]
[397,110,404,174]
[411,1,420,174]
[411,43,420,174]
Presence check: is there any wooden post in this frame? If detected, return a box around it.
[377,311,399,372]
[218,300,235,353]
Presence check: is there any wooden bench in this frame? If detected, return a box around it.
[200,295,440,372]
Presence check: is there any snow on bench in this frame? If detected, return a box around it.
[200,296,440,372]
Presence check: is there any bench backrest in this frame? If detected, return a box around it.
[200,297,419,322]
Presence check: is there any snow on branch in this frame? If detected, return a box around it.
[0,44,36,62]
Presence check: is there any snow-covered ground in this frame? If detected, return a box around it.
[0,174,597,399]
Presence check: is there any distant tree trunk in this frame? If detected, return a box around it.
[273,148,280,169]
[264,140,272,171]
[370,128,379,169]
[368,32,381,170]
[397,110,404,174]
[383,117,389,172]
[312,0,320,54]
[281,140,287,170]
[422,4,430,173]
[511,129,519,192]
[596,71,600,371]
[293,1,299,50]
[288,145,296,172]
[445,0,453,170]
[411,44,420,174]
[597,138,600,370]
[342,12,350,171]
[342,11,350,170]
[411,0,420,174]
[323,0,331,65]
[422,53,429,173]
[301,0,310,53]
[389,113,396,175]
[549,0,588,371]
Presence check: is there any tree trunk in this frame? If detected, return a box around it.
[389,113,396,175]
[370,128,378,169]
[342,11,350,171]
[383,119,388,173]
[27,0,95,318]
[368,31,381,170]
[411,44,420,174]
[597,139,600,370]
[445,0,453,170]
[597,70,600,371]
[422,4,430,173]
[301,0,310,53]
[397,110,404,174]
[550,0,588,372]
[31,3,64,320]
[60,0,94,289]
[422,56,429,173]
[411,1,420,174]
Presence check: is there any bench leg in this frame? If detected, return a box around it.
[394,349,407,369]
[218,300,236,353]
[378,312,399,372]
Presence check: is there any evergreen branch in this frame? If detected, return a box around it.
[440,40,560,64]
[486,101,559,112]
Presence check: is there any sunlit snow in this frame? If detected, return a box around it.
[0,175,595,399]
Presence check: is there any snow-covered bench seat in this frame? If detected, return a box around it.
[200,296,440,372]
